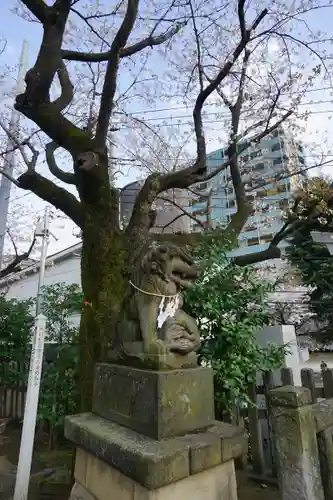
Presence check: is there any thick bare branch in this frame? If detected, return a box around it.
[233,194,323,267]
[187,187,214,229]
[17,171,84,228]
[61,23,185,62]
[16,99,92,155]
[233,216,295,266]
[21,0,48,22]
[127,9,268,241]
[189,9,267,173]
[45,141,76,184]
[234,245,281,266]
[95,0,140,146]
[238,0,246,40]
[152,198,253,248]
[15,0,94,155]
[143,105,292,251]
[224,49,251,216]
[53,60,74,112]
[206,188,213,229]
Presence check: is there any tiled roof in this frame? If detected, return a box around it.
[298,336,333,352]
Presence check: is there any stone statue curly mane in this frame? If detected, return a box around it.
[113,243,201,369]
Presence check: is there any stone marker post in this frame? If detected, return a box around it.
[270,386,324,500]
[313,398,333,500]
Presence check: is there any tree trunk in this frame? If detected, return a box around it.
[76,152,133,410]
[75,153,147,411]
[78,215,129,410]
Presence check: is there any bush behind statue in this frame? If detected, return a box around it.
[183,237,285,415]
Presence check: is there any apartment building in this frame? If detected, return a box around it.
[191,127,306,257]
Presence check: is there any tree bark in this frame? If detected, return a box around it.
[76,155,132,410]
[79,223,128,410]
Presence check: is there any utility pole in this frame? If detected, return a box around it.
[35,207,50,315]
[14,206,50,500]
[0,40,29,271]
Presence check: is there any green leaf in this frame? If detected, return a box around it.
[184,235,284,414]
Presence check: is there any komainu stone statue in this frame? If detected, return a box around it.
[113,243,201,369]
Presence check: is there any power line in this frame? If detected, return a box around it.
[117,108,333,127]
[122,99,333,122]
[118,88,333,116]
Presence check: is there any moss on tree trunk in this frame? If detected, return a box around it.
[76,160,131,411]
[78,214,129,410]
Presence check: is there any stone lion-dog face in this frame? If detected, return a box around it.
[141,244,199,296]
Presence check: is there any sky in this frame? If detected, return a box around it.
[0,2,80,254]
[1,1,333,257]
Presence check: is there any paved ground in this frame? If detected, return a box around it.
[237,471,280,500]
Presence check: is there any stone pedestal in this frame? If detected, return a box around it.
[92,363,215,439]
[65,363,246,500]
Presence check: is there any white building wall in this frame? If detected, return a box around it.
[2,255,81,302]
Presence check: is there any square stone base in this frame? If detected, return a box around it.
[70,448,238,500]
[64,413,247,490]
[93,363,215,440]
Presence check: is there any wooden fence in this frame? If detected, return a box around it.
[234,366,333,481]
[0,360,27,420]
[0,387,26,420]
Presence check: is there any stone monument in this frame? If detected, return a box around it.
[65,243,246,500]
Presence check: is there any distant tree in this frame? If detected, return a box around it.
[286,176,333,342]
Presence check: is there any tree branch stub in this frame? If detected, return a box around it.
[46,141,76,184]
